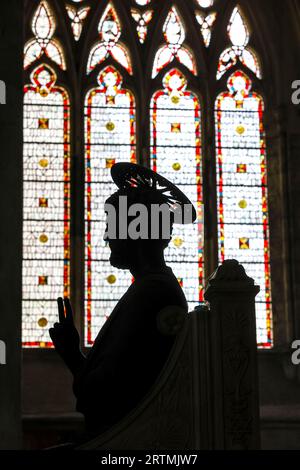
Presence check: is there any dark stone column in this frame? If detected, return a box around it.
[0,0,23,449]
[204,260,260,449]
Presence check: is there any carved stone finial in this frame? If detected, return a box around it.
[204,260,260,302]
[208,259,254,283]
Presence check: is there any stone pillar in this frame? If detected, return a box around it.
[204,260,260,449]
[0,0,23,449]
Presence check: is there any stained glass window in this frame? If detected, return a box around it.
[23,64,70,347]
[135,0,151,5]
[22,1,274,351]
[196,11,217,47]
[66,4,90,41]
[150,69,204,309]
[215,70,272,347]
[152,7,196,78]
[217,7,261,80]
[196,0,214,7]
[87,3,132,75]
[24,1,66,70]
[84,66,136,345]
[131,8,153,44]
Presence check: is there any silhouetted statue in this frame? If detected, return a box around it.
[50,163,196,438]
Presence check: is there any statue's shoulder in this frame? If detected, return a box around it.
[132,268,187,310]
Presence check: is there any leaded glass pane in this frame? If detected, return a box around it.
[150,69,204,310]
[215,70,272,347]
[87,3,132,75]
[152,7,196,77]
[217,7,261,80]
[84,66,136,345]
[23,64,70,347]
[24,1,66,70]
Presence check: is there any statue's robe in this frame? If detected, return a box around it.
[73,266,187,435]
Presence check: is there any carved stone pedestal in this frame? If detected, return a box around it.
[203,259,261,449]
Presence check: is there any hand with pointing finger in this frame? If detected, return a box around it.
[49,297,85,375]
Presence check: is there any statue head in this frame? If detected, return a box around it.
[104,163,197,271]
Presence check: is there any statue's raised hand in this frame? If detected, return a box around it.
[49,298,84,374]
